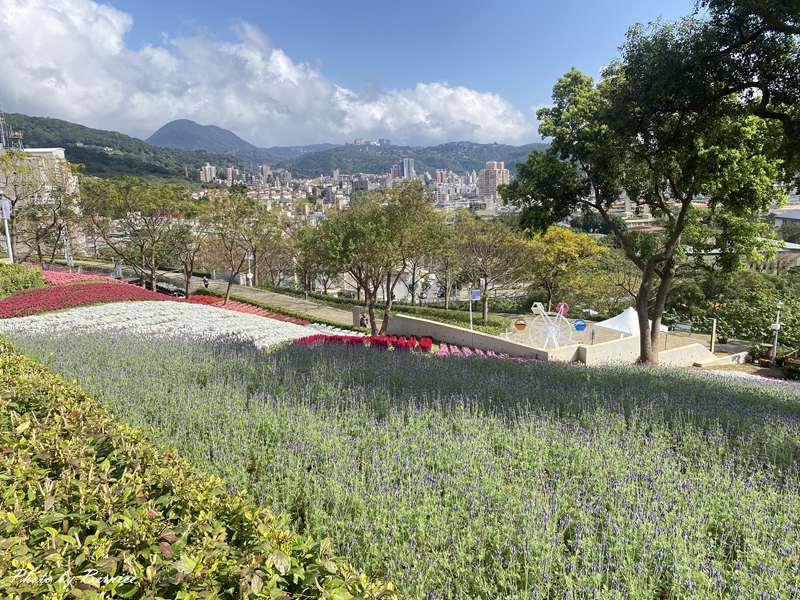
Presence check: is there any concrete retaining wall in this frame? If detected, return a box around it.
[659,343,717,367]
[386,313,720,368]
[577,335,642,365]
[385,314,552,360]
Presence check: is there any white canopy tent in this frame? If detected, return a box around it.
[594,307,669,337]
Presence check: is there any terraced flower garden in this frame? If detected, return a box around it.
[1,266,799,598]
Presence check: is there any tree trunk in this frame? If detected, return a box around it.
[410,264,418,306]
[650,262,675,353]
[151,247,158,291]
[635,264,657,365]
[224,278,234,304]
[444,269,451,309]
[365,290,378,336]
[380,272,395,335]
[482,284,489,324]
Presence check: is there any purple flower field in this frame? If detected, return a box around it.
[11,331,800,600]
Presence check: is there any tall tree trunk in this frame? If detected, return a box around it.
[380,272,395,335]
[482,282,489,323]
[151,247,158,291]
[365,289,378,336]
[650,262,674,353]
[224,279,234,304]
[410,263,418,306]
[444,268,451,310]
[636,263,657,365]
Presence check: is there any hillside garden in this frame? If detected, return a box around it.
[3,321,799,598]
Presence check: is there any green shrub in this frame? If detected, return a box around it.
[0,339,396,599]
[0,263,45,299]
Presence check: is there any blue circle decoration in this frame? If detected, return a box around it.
[574,319,587,331]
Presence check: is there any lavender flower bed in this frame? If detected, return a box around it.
[10,332,800,600]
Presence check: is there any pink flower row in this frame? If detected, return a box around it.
[294,334,434,352]
[434,343,537,363]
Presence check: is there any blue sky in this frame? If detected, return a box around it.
[114,0,695,113]
[1,0,698,146]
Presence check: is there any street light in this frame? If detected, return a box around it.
[771,300,784,367]
[0,194,13,263]
[245,251,254,287]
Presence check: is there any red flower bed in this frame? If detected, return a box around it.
[183,294,224,306]
[294,334,433,352]
[0,282,167,318]
[42,271,119,286]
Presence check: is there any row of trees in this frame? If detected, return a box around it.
[3,164,626,337]
[0,150,82,268]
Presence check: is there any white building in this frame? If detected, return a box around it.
[477,161,510,207]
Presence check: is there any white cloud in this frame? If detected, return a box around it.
[0,0,538,146]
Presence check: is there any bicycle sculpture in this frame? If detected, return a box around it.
[508,302,574,349]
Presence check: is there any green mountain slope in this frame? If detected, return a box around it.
[5,112,546,179]
[5,113,244,179]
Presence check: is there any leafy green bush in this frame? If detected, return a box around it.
[0,263,45,299]
[0,339,396,598]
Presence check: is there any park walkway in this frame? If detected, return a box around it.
[182,276,356,328]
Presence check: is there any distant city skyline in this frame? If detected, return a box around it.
[1,0,695,147]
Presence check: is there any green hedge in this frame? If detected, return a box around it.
[193,288,366,333]
[0,339,396,598]
[0,263,44,299]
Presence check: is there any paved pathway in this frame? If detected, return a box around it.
[174,275,357,328]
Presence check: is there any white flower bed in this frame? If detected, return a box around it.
[0,301,315,349]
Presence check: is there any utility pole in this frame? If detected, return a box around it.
[1,195,13,263]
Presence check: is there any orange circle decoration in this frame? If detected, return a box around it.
[513,319,527,332]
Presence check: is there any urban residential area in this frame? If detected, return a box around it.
[0,1,799,598]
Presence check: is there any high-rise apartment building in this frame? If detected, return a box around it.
[199,163,216,183]
[402,158,415,180]
[477,161,510,204]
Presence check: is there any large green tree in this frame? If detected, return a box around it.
[82,177,194,290]
[502,11,794,363]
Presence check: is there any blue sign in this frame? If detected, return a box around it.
[470,289,481,301]
[574,319,587,331]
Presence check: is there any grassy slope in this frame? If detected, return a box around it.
[10,332,800,599]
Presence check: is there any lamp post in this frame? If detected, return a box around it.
[245,251,254,287]
[771,300,784,367]
[0,194,12,263]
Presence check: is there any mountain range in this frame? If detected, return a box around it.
[5,113,546,179]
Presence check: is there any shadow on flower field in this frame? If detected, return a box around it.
[9,332,800,600]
